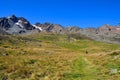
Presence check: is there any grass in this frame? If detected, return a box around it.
[0,33,120,80]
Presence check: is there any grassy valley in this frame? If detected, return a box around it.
[0,33,120,80]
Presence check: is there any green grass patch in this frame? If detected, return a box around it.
[65,56,101,80]
[56,42,88,50]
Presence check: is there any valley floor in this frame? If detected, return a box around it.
[0,34,120,80]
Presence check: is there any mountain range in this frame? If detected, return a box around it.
[0,15,120,44]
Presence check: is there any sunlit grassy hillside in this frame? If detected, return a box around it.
[0,33,120,80]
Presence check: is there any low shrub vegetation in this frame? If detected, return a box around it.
[0,34,120,80]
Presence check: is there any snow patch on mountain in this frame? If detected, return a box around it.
[33,25,42,31]
[116,28,120,30]
[15,20,24,28]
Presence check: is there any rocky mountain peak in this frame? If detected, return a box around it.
[8,14,18,23]
[35,23,42,27]
[0,17,11,30]
[18,17,33,30]
[98,24,120,34]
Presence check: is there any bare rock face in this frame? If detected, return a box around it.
[61,26,82,34]
[98,24,120,34]
[45,24,63,33]
[0,15,34,34]
[34,22,63,33]
[18,17,34,30]
[0,18,11,30]
[35,23,42,27]
[8,15,18,23]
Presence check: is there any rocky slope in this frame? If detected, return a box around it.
[80,25,120,44]
[0,15,120,43]
[0,15,34,34]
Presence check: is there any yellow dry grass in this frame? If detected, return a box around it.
[0,34,120,80]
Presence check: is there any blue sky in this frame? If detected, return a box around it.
[1,0,120,28]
